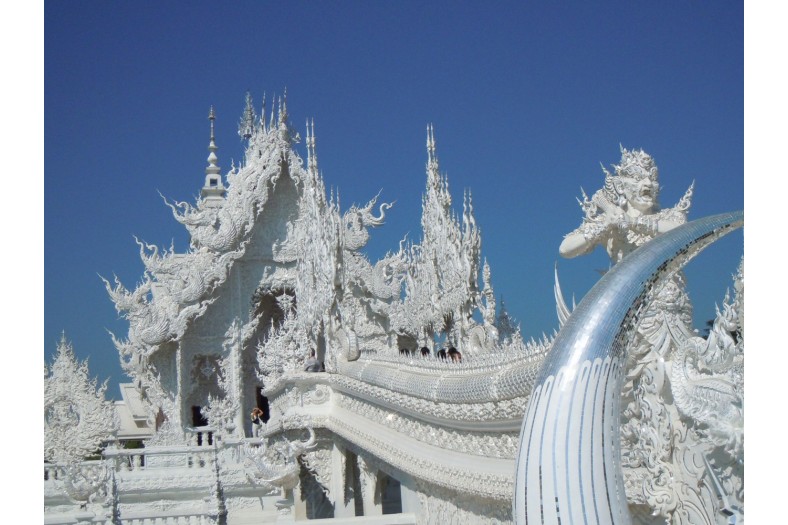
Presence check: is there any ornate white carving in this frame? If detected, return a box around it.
[335,393,519,459]
[243,421,317,490]
[257,295,312,392]
[45,335,118,464]
[301,445,334,500]
[202,320,247,438]
[44,94,744,525]
[415,482,512,524]
[60,462,113,507]
[559,147,743,524]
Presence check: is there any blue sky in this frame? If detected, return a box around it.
[44,2,744,397]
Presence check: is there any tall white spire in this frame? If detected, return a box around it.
[201,106,226,205]
[307,119,318,172]
[426,123,440,176]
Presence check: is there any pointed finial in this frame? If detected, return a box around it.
[239,92,256,141]
[261,92,267,132]
[278,88,289,126]
[309,119,318,171]
[207,106,219,166]
[306,118,318,171]
[202,106,225,204]
[426,124,437,164]
[269,92,277,129]
[306,119,312,166]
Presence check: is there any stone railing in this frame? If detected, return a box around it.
[187,426,216,447]
[43,459,106,484]
[103,509,218,525]
[43,510,216,525]
[104,443,216,472]
[44,462,66,481]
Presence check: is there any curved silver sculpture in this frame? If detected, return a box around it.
[514,211,743,525]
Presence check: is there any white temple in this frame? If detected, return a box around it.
[44,93,744,525]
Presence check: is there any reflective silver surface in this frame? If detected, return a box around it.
[514,211,743,525]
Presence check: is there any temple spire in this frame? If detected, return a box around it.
[426,124,436,164]
[201,106,226,205]
[276,89,291,143]
[279,87,288,125]
[307,119,318,172]
[426,123,441,178]
[238,92,256,141]
[269,92,276,130]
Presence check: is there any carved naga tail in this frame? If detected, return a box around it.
[514,211,743,525]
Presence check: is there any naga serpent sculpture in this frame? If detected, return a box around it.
[514,211,743,525]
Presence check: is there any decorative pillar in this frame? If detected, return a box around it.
[292,479,307,520]
[357,454,382,516]
[331,444,355,518]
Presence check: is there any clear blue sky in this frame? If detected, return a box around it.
[44,2,744,398]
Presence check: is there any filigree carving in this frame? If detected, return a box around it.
[301,446,333,500]
[257,295,312,392]
[243,422,317,490]
[202,320,248,438]
[60,462,113,506]
[335,394,519,459]
[45,335,118,464]
[559,147,743,524]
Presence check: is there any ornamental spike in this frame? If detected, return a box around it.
[208,106,216,141]
[239,91,256,141]
[308,119,318,171]
[269,92,276,130]
[261,92,267,132]
[279,87,289,125]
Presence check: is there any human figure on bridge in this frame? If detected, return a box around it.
[304,350,322,372]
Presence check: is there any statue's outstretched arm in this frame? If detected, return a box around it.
[559,230,596,258]
[560,189,621,258]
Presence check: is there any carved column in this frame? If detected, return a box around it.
[292,480,307,520]
[331,444,354,518]
[357,454,382,516]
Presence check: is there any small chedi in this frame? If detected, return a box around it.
[44,93,744,525]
